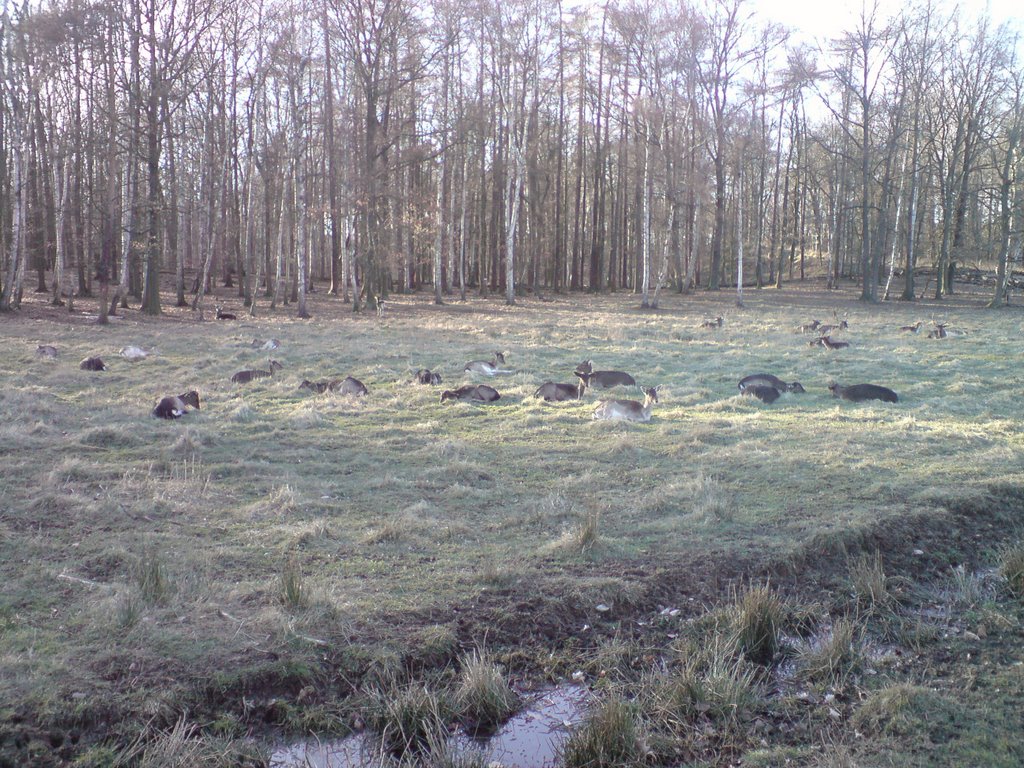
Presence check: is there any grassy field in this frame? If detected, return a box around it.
[2,279,1024,766]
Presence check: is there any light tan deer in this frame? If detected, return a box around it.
[592,387,659,422]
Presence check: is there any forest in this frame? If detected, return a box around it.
[0,0,1021,319]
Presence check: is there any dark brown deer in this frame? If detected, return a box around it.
[829,382,899,403]
[152,391,201,419]
[440,384,501,403]
[593,387,659,422]
[215,306,237,320]
[533,380,584,401]
[810,335,849,350]
[231,359,283,384]
[414,369,442,385]
[741,385,780,404]
[738,374,805,393]
[80,356,107,371]
[574,369,637,391]
[927,323,948,339]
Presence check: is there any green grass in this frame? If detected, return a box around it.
[3,284,1024,762]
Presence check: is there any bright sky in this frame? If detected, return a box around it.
[750,0,1024,45]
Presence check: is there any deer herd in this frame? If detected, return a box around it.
[42,310,964,422]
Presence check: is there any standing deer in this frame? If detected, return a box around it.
[593,387,659,422]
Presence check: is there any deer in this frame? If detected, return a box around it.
[809,335,849,350]
[738,374,805,393]
[899,321,922,333]
[699,316,724,329]
[440,384,501,403]
[817,319,849,335]
[796,320,821,333]
[215,306,237,320]
[337,376,368,396]
[533,380,584,402]
[829,382,899,403]
[465,351,513,376]
[593,387,659,422]
[250,338,281,350]
[231,359,283,384]
[36,345,58,359]
[152,391,201,419]
[928,323,948,339]
[80,357,107,371]
[574,369,637,391]
[119,345,149,362]
[414,369,442,385]
[741,385,781,404]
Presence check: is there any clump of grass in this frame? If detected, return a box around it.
[797,617,864,688]
[730,583,783,665]
[848,551,898,614]
[687,471,733,522]
[366,680,452,757]
[117,714,262,767]
[279,557,307,610]
[413,625,459,667]
[455,649,520,731]
[559,695,644,768]
[577,511,602,552]
[134,549,170,605]
[852,683,958,737]
[945,564,988,609]
[999,541,1024,597]
[659,639,761,731]
[114,590,144,631]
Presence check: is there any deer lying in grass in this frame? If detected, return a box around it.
[900,321,922,333]
[36,345,58,359]
[119,345,149,361]
[414,369,442,385]
[817,319,848,334]
[829,382,899,403]
[574,369,637,391]
[215,306,237,320]
[593,387,659,422]
[465,351,512,376]
[231,359,283,384]
[809,335,849,350]
[928,323,948,339]
[250,338,280,350]
[80,356,107,371]
[152,391,201,419]
[699,316,724,329]
[741,385,780,404]
[533,380,584,401]
[738,373,805,393]
[796,320,821,333]
[440,384,501,403]
[300,376,368,395]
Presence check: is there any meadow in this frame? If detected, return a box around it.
[2,280,1024,766]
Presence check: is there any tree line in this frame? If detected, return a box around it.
[1,0,1021,320]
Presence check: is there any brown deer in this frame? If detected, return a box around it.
[152,391,201,419]
[533,380,584,402]
[231,359,283,384]
[899,321,922,333]
[738,374,805,393]
[699,316,724,329]
[574,369,637,391]
[829,382,898,403]
[809,335,849,350]
[593,387,659,422]
[440,384,501,403]
[796,320,821,333]
[927,323,948,339]
[817,319,848,334]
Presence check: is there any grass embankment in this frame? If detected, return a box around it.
[1,283,1022,765]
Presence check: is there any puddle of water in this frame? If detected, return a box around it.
[270,685,590,768]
